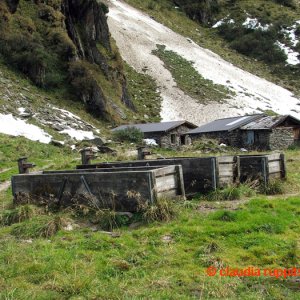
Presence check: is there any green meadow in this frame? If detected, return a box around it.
[1,134,300,299]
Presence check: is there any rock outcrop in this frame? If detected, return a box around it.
[173,0,220,25]
[0,0,134,121]
[5,0,19,13]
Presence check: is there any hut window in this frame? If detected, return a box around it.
[171,134,176,144]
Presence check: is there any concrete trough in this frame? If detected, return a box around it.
[11,165,185,212]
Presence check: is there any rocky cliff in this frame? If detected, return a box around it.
[0,0,134,121]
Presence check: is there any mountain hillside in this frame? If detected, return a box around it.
[1,0,300,136]
[117,0,300,124]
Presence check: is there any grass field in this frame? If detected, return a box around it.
[1,135,300,299]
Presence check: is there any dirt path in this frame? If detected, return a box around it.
[0,181,10,192]
[107,0,300,125]
[197,193,300,213]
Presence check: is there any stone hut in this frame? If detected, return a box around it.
[186,114,300,150]
[186,114,262,147]
[240,115,300,150]
[112,120,197,148]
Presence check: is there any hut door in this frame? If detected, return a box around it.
[246,131,255,145]
[180,135,186,145]
[294,128,300,141]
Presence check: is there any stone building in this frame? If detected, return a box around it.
[187,114,300,150]
[112,120,197,148]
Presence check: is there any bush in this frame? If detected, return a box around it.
[11,215,64,238]
[259,179,285,195]
[138,198,178,223]
[203,184,255,201]
[217,23,287,64]
[112,127,144,143]
[47,28,76,59]
[273,0,296,8]
[172,0,220,25]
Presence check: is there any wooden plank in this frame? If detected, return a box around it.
[217,156,236,163]
[157,189,177,199]
[219,170,235,177]
[219,164,235,171]
[267,153,281,161]
[268,164,280,174]
[156,175,177,192]
[152,165,177,177]
[44,166,163,174]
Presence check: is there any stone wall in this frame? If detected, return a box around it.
[240,130,270,150]
[269,127,294,150]
[189,131,242,147]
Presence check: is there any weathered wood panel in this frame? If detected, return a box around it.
[77,157,218,197]
[216,156,240,187]
[239,153,286,185]
[12,166,185,212]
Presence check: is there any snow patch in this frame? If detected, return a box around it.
[212,17,235,28]
[281,20,300,47]
[51,106,82,121]
[0,114,52,143]
[243,17,270,31]
[275,41,300,65]
[143,138,158,146]
[60,128,95,141]
[18,107,26,114]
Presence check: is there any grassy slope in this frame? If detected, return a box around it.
[152,45,232,104]
[124,0,300,97]
[1,132,300,298]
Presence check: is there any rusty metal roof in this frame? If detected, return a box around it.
[240,115,300,130]
[187,114,263,134]
[112,120,197,133]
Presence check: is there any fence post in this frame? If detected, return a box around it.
[279,153,287,179]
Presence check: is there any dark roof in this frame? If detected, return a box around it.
[112,120,197,133]
[187,114,263,135]
[241,115,300,130]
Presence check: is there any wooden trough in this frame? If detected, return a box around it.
[11,165,185,212]
[239,153,286,185]
[77,153,286,194]
[78,157,222,197]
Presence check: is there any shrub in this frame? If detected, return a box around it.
[202,184,256,201]
[112,127,144,143]
[138,198,178,223]
[217,23,287,64]
[259,179,285,195]
[0,205,41,226]
[47,28,76,59]
[11,215,64,238]
[273,0,296,8]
